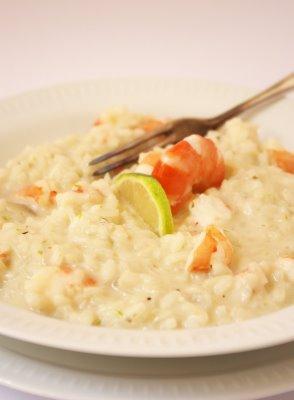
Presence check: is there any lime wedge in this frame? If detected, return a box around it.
[114,173,173,236]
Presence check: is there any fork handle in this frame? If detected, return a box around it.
[209,72,294,127]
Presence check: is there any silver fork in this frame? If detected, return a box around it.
[89,73,294,176]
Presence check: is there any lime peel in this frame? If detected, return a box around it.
[113,173,174,236]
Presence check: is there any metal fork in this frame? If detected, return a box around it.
[90,73,294,176]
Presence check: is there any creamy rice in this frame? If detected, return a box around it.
[0,109,293,329]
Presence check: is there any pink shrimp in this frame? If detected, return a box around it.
[268,149,294,174]
[186,225,233,273]
[93,118,101,126]
[83,276,97,287]
[0,251,11,268]
[141,135,225,214]
[139,118,164,133]
[17,185,43,201]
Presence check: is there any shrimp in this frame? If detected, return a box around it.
[186,225,233,273]
[49,190,57,204]
[60,263,73,274]
[139,118,164,133]
[185,135,225,191]
[83,276,97,287]
[93,118,101,126]
[13,185,43,213]
[59,263,97,287]
[17,185,43,201]
[0,251,11,268]
[140,135,225,213]
[72,184,84,193]
[268,149,294,174]
[140,150,162,167]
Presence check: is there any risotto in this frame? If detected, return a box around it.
[0,109,293,329]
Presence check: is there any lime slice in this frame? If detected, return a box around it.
[114,173,173,236]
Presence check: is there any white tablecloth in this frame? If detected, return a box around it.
[0,0,293,399]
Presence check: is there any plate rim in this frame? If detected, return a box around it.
[0,302,293,357]
[0,340,293,400]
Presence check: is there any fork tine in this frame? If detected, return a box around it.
[92,135,174,176]
[89,123,172,166]
[93,154,139,176]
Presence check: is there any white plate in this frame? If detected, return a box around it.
[0,335,293,400]
[0,78,293,357]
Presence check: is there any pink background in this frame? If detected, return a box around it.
[0,0,293,399]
